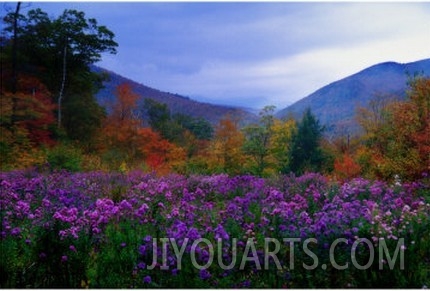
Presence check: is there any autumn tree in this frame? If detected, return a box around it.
[405,76,430,174]
[333,153,362,181]
[356,94,395,151]
[138,128,186,174]
[102,83,142,167]
[207,115,245,174]
[0,75,56,169]
[270,118,296,174]
[101,83,188,173]
[357,77,430,180]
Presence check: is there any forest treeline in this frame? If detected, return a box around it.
[1,6,429,181]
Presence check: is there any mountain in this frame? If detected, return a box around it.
[92,66,257,125]
[276,58,430,136]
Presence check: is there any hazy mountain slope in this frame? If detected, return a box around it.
[92,66,257,125]
[276,58,430,136]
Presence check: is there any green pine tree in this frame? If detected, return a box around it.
[289,108,325,175]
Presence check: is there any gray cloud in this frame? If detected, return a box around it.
[3,2,429,109]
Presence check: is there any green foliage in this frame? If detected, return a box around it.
[3,8,117,87]
[143,98,171,135]
[62,90,106,147]
[184,156,211,175]
[2,7,117,144]
[88,222,143,288]
[0,220,91,288]
[173,113,213,140]
[47,143,82,172]
[143,98,214,144]
[242,106,276,176]
[289,108,326,175]
[0,235,34,287]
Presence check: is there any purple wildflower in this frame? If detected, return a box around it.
[242,280,251,288]
[119,200,132,211]
[135,203,149,218]
[138,245,146,255]
[214,224,230,240]
[11,227,21,236]
[199,269,211,280]
[143,275,152,284]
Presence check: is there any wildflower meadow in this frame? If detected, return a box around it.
[1,169,429,288]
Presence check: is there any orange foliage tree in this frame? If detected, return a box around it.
[101,83,143,167]
[406,77,430,173]
[138,127,186,174]
[101,83,187,173]
[356,77,430,180]
[333,153,362,181]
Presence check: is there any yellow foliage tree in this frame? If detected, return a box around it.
[269,118,296,174]
[207,115,246,174]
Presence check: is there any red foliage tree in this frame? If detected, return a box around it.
[333,153,361,181]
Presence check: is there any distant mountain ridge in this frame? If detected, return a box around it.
[92,66,257,125]
[276,58,430,136]
[93,59,430,134]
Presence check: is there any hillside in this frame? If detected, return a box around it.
[92,66,257,125]
[276,58,430,136]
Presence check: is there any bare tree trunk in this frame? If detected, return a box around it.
[58,42,67,128]
[11,2,21,129]
[11,2,21,94]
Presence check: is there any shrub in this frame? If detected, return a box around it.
[46,144,82,172]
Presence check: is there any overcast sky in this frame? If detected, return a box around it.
[3,2,430,109]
